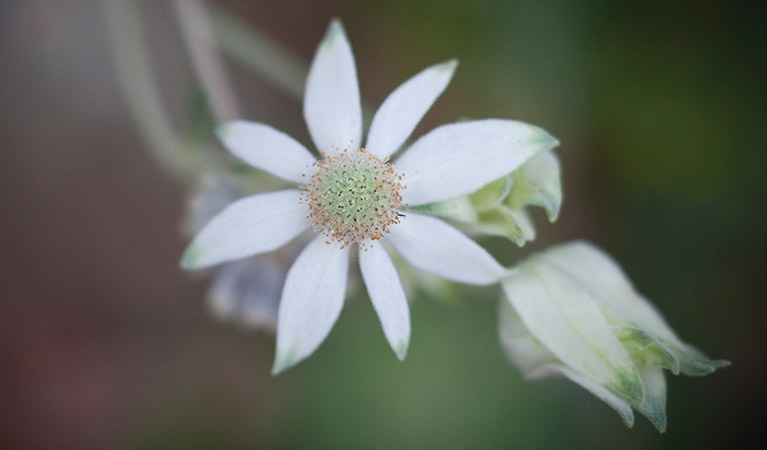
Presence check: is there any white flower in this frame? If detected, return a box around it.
[182,20,557,374]
[499,241,728,430]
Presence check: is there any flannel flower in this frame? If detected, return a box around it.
[182,20,557,373]
[499,241,728,430]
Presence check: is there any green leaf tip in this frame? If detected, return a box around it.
[271,344,299,376]
[673,346,730,376]
[321,19,345,49]
[609,367,644,404]
[434,59,459,74]
[394,338,409,361]
[180,244,202,270]
[215,122,234,140]
[533,129,560,151]
[616,327,680,374]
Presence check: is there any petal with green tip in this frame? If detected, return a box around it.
[560,367,637,428]
[540,241,728,375]
[635,365,667,432]
[181,190,306,269]
[366,59,457,158]
[359,243,411,360]
[304,19,362,155]
[498,300,636,427]
[507,150,563,221]
[502,261,643,403]
[612,323,680,374]
[398,120,559,206]
[665,343,730,376]
[273,235,349,374]
[541,241,679,342]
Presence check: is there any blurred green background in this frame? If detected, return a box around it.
[1,0,763,448]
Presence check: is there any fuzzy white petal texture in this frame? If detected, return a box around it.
[540,241,728,376]
[498,300,637,427]
[359,244,411,360]
[502,262,643,403]
[386,212,506,285]
[498,298,559,373]
[181,190,307,269]
[397,119,558,206]
[540,241,679,343]
[635,365,667,432]
[366,60,457,158]
[303,20,362,156]
[273,236,349,374]
[217,121,316,184]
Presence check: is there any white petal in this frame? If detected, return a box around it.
[636,366,667,432]
[502,262,643,403]
[273,236,350,374]
[304,20,362,155]
[498,301,635,427]
[181,190,306,269]
[396,119,558,206]
[217,121,316,184]
[541,241,680,343]
[366,60,457,158]
[541,241,728,376]
[386,212,506,285]
[498,298,559,374]
[359,244,411,360]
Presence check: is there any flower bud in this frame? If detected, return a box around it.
[410,150,562,246]
[499,241,728,431]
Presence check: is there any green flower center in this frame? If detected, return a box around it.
[303,148,404,249]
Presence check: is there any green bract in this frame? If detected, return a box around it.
[499,241,728,431]
[411,149,562,246]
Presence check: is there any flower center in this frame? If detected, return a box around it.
[302,148,404,249]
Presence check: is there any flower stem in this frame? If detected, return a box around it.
[204,2,307,102]
[104,0,204,184]
[173,0,241,123]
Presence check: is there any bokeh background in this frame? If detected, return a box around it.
[1,0,764,449]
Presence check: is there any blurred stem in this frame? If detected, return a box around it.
[204,3,307,102]
[173,0,241,122]
[106,0,373,188]
[104,0,204,184]
[205,3,373,118]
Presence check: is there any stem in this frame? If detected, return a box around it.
[173,0,241,122]
[204,3,307,102]
[204,3,374,119]
[104,0,203,183]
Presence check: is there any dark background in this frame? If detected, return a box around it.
[1,0,764,448]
